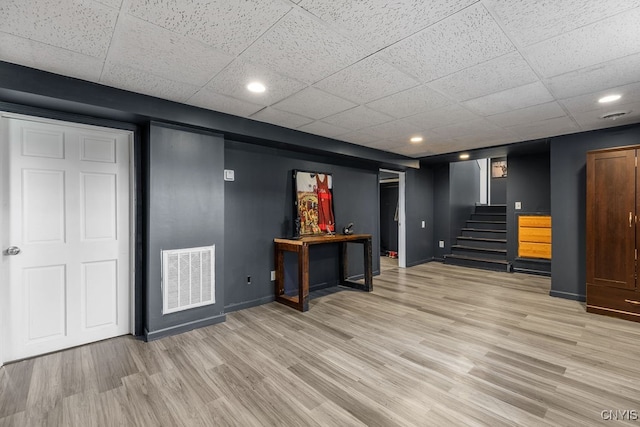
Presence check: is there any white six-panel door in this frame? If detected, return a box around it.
[1,114,131,362]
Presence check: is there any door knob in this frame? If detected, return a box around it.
[5,246,21,256]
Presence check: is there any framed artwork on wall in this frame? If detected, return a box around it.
[293,170,335,236]
[491,160,507,178]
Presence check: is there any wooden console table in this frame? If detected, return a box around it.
[274,234,373,312]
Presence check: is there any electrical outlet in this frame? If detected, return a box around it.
[421,220,426,228]
[515,201,522,210]
[439,240,445,248]
[270,271,276,281]
[247,275,251,284]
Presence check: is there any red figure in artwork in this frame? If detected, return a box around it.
[315,174,335,232]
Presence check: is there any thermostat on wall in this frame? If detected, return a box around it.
[224,169,235,181]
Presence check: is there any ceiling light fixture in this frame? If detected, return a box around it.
[247,82,266,93]
[601,111,630,120]
[598,94,621,103]
[410,136,423,143]
[459,153,470,160]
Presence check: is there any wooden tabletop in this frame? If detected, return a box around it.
[274,234,371,246]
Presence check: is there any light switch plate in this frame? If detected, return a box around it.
[439,240,445,248]
[224,169,235,181]
[421,220,425,228]
[270,270,276,281]
[515,201,522,210]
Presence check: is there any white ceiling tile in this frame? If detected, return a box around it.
[365,85,452,118]
[125,0,291,56]
[314,55,418,104]
[100,62,201,103]
[271,87,356,120]
[560,82,640,115]
[240,8,365,84]
[0,32,104,82]
[107,14,233,86]
[522,7,640,78]
[298,0,475,51]
[187,89,264,117]
[249,107,313,129]
[571,101,640,131]
[405,104,479,129]
[206,58,307,106]
[322,106,394,131]
[95,0,122,8]
[486,102,567,128]
[361,119,423,140]
[427,52,539,102]
[462,81,555,116]
[338,130,382,146]
[484,0,640,47]
[431,119,501,139]
[0,0,118,57]
[297,121,350,138]
[506,116,580,140]
[380,3,515,82]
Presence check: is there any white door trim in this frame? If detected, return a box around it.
[0,112,135,366]
[380,169,406,269]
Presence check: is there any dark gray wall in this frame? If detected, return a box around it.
[380,183,398,253]
[405,166,435,266]
[449,160,481,245]
[145,123,225,339]
[224,140,380,311]
[550,124,640,300]
[490,157,507,204]
[433,164,451,260]
[506,152,551,261]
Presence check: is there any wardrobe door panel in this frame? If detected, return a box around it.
[586,148,636,290]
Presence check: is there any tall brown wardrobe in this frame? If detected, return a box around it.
[586,146,640,322]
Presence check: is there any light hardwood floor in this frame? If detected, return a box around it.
[2,262,640,426]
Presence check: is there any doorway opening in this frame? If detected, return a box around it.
[379,169,406,271]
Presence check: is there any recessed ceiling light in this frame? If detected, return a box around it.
[598,94,621,103]
[247,82,266,93]
[459,153,470,160]
[410,136,423,143]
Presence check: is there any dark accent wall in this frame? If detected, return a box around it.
[145,123,225,339]
[433,164,451,260]
[224,140,380,311]
[380,183,399,253]
[405,166,435,266]
[449,160,481,245]
[490,157,507,204]
[506,152,551,262]
[550,124,640,301]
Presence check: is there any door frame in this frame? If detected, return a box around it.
[379,169,407,268]
[0,112,136,366]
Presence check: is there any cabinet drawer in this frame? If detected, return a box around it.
[587,284,640,316]
[519,216,551,228]
[518,242,551,259]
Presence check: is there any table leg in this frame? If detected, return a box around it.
[299,244,309,311]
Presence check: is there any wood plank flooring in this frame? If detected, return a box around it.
[2,262,640,426]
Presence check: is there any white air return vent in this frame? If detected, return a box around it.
[162,245,215,314]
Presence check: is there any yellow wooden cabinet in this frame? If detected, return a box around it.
[518,216,551,259]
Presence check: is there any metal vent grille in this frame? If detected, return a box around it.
[162,245,215,314]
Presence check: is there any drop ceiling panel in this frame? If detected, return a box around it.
[523,7,640,78]
[560,82,640,115]
[405,104,479,130]
[271,87,356,120]
[314,55,419,104]
[240,9,365,84]
[431,119,501,139]
[125,0,292,56]
[362,119,423,140]
[484,0,640,47]
[462,82,555,116]
[339,130,383,146]
[0,0,118,57]
[427,52,538,102]
[365,85,452,118]
[101,62,201,103]
[298,0,476,51]
[545,53,640,99]
[486,102,567,128]
[107,15,233,86]
[95,0,122,8]
[381,4,515,82]
[571,101,640,131]
[187,89,264,117]
[249,108,314,129]
[322,106,394,131]
[297,121,350,138]
[206,58,307,106]
[0,32,104,82]
[506,116,580,140]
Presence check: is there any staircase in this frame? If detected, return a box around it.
[444,204,510,272]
